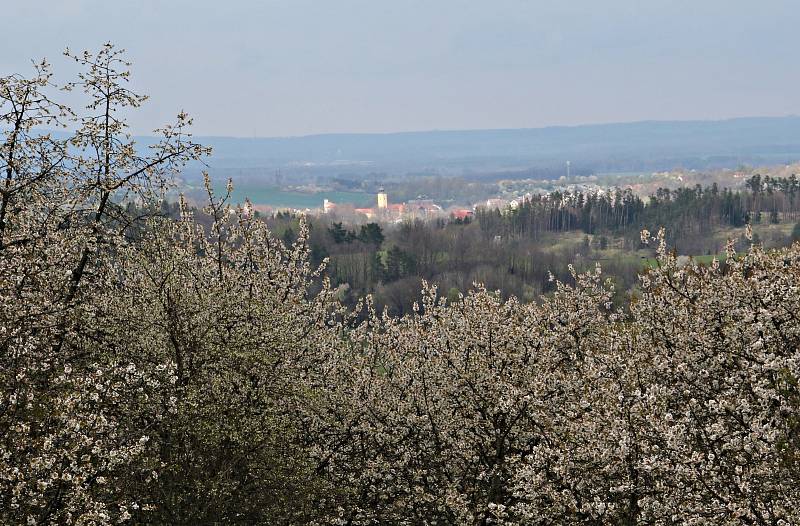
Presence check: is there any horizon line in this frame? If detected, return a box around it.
[192,114,800,141]
[27,114,800,141]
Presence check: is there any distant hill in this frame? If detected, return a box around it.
[179,116,800,181]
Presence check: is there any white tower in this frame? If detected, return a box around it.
[377,188,388,209]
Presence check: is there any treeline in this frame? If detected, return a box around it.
[266,179,800,315]
[478,175,800,251]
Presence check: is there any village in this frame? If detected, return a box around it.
[318,187,599,224]
[321,188,476,223]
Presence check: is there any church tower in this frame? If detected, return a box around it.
[377,188,388,209]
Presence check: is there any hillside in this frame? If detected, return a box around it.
[190,116,800,180]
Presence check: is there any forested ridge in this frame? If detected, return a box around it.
[477,177,799,241]
[3,46,800,525]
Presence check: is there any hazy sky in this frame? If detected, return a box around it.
[3,1,798,137]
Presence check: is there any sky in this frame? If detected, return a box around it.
[2,0,798,137]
